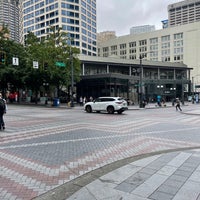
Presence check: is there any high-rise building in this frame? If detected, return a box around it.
[0,0,20,42]
[168,0,200,27]
[22,0,97,56]
[130,25,155,35]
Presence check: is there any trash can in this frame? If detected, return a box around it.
[53,98,60,107]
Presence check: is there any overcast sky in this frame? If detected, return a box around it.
[96,0,182,36]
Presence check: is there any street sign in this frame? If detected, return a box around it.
[55,62,66,67]
[12,57,19,66]
[33,61,39,69]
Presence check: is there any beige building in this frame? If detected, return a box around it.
[97,31,116,44]
[98,21,200,88]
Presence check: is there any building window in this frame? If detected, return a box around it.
[161,42,170,48]
[129,55,136,60]
[150,45,158,51]
[139,46,147,52]
[129,41,136,48]
[174,40,183,46]
[139,39,147,46]
[129,48,136,54]
[174,33,183,40]
[120,50,126,55]
[111,45,117,51]
[120,43,126,49]
[161,35,170,42]
[150,37,158,44]
[103,47,109,52]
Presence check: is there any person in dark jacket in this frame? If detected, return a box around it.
[0,93,7,130]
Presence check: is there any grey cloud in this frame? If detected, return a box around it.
[97,0,181,36]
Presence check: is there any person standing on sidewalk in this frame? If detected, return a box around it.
[0,93,7,130]
[175,98,182,111]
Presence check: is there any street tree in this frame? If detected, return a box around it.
[24,27,81,102]
[0,29,27,98]
[45,26,81,98]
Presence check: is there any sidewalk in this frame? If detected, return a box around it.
[33,104,200,200]
[13,100,199,113]
[66,148,200,200]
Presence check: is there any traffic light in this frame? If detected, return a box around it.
[0,51,6,64]
[44,62,48,70]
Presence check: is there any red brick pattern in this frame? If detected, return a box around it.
[1,107,200,200]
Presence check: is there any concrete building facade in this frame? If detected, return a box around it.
[97,21,200,88]
[168,0,200,27]
[97,31,116,44]
[22,0,97,56]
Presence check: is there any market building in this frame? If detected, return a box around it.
[77,55,192,104]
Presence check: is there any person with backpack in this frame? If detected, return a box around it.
[0,93,7,130]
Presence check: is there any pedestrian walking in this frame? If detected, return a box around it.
[89,96,93,102]
[79,96,83,106]
[83,97,87,105]
[175,98,182,111]
[0,93,7,130]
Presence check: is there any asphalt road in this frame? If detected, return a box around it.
[1,103,200,200]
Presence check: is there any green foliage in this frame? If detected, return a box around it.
[0,26,81,98]
[0,38,28,92]
[0,23,9,40]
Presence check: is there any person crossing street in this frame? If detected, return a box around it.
[175,98,182,111]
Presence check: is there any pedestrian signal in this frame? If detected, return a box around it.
[0,51,6,64]
[44,62,48,70]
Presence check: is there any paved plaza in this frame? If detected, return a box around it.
[0,103,200,200]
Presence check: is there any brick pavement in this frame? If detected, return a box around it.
[0,104,200,200]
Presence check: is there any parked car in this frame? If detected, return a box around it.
[84,97,128,114]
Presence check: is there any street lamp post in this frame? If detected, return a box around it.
[157,85,163,106]
[192,77,195,103]
[69,40,74,107]
[139,55,144,108]
[138,52,153,108]
[181,73,185,105]
[157,85,164,94]
[170,87,176,105]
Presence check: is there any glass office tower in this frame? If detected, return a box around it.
[22,0,97,56]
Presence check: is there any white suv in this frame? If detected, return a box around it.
[84,97,128,114]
